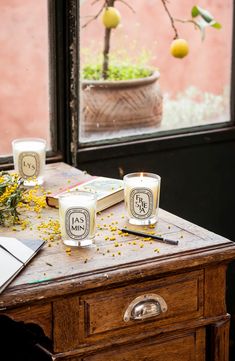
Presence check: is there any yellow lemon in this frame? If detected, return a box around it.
[170,38,189,59]
[102,7,121,29]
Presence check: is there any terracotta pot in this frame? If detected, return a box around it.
[81,71,163,132]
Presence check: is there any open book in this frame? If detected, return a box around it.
[0,237,45,294]
[46,176,124,212]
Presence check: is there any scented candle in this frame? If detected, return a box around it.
[59,191,97,247]
[124,172,161,225]
[12,138,46,186]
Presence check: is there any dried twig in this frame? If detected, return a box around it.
[116,0,135,13]
[82,2,106,28]
[160,0,179,39]
[91,0,103,4]
[174,18,200,30]
[102,0,115,78]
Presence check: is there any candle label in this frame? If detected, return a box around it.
[65,207,90,240]
[18,152,40,178]
[130,188,153,219]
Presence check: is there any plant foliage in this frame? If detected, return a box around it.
[190,5,222,40]
[82,64,153,81]
[0,172,25,226]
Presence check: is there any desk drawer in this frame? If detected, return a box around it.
[53,270,204,352]
[80,270,203,340]
[54,328,205,361]
[83,328,205,361]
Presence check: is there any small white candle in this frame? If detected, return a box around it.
[12,138,46,186]
[124,172,161,225]
[59,191,97,247]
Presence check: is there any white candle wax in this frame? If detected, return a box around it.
[124,173,160,225]
[12,138,46,185]
[59,192,96,247]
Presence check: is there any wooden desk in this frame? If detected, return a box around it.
[1,162,235,361]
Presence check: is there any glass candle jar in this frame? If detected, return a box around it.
[124,172,161,225]
[12,138,46,186]
[59,191,97,247]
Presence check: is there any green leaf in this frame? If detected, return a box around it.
[194,17,222,41]
[192,5,217,23]
[191,6,200,18]
[211,21,222,29]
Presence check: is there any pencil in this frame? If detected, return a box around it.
[120,228,179,245]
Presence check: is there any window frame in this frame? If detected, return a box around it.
[1,0,234,170]
[0,0,72,170]
[72,0,235,166]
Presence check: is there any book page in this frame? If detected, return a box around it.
[0,237,34,264]
[77,177,123,199]
[0,247,22,289]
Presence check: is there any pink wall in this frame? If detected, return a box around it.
[0,0,49,156]
[80,0,232,95]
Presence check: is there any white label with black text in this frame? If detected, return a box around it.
[130,188,153,219]
[18,152,40,178]
[65,208,90,240]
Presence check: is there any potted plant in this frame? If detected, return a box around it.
[81,1,221,133]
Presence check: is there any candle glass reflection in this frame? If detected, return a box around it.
[59,191,97,247]
[124,172,161,225]
[12,138,46,186]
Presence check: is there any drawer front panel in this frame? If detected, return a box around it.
[80,270,204,341]
[83,328,205,361]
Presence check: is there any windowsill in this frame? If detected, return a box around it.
[0,152,63,171]
[77,124,235,163]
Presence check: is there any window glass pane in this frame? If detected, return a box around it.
[0,0,50,156]
[80,0,232,144]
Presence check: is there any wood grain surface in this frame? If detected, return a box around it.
[0,162,234,361]
[0,162,235,309]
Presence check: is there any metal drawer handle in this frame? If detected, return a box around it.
[123,294,167,322]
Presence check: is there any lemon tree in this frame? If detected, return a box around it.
[82,1,221,78]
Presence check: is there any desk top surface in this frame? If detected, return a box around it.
[1,162,235,308]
